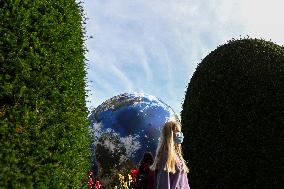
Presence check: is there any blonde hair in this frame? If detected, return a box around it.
[150,120,189,173]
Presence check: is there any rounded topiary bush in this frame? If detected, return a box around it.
[0,0,90,188]
[181,38,284,188]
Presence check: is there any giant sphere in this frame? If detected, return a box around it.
[88,93,177,176]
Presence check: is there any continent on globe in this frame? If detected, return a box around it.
[88,92,177,182]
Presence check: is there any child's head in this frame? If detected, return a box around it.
[140,151,154,165]
[160,120,182,150]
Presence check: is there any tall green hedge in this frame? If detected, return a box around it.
[0,0,90,188]
[181,38,284,188]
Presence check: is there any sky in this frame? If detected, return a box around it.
[81,0,284,116]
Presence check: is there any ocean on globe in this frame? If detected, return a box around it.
[88,92,177,179]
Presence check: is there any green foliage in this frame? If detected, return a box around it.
[0,0,90,188]
[181,38,284,188]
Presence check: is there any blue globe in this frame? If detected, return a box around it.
[88,92,177,178]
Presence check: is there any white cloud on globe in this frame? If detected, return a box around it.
[120,135,141,158]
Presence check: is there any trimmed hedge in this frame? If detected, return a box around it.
[181,38,284,188]
[0,0,90,188]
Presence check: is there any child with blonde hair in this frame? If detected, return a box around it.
[150,120,190,189]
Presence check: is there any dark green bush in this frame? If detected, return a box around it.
[0,0,90,188]
[181,38,284,188]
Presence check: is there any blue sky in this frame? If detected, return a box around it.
[82,0,284,116]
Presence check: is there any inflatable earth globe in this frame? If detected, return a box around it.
[88,92,177,178]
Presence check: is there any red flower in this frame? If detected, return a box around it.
[95,180,102,189]
[88,170,94,178]
[87,177,94,188]
[130,169,139,184]
[131,169,138,174]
